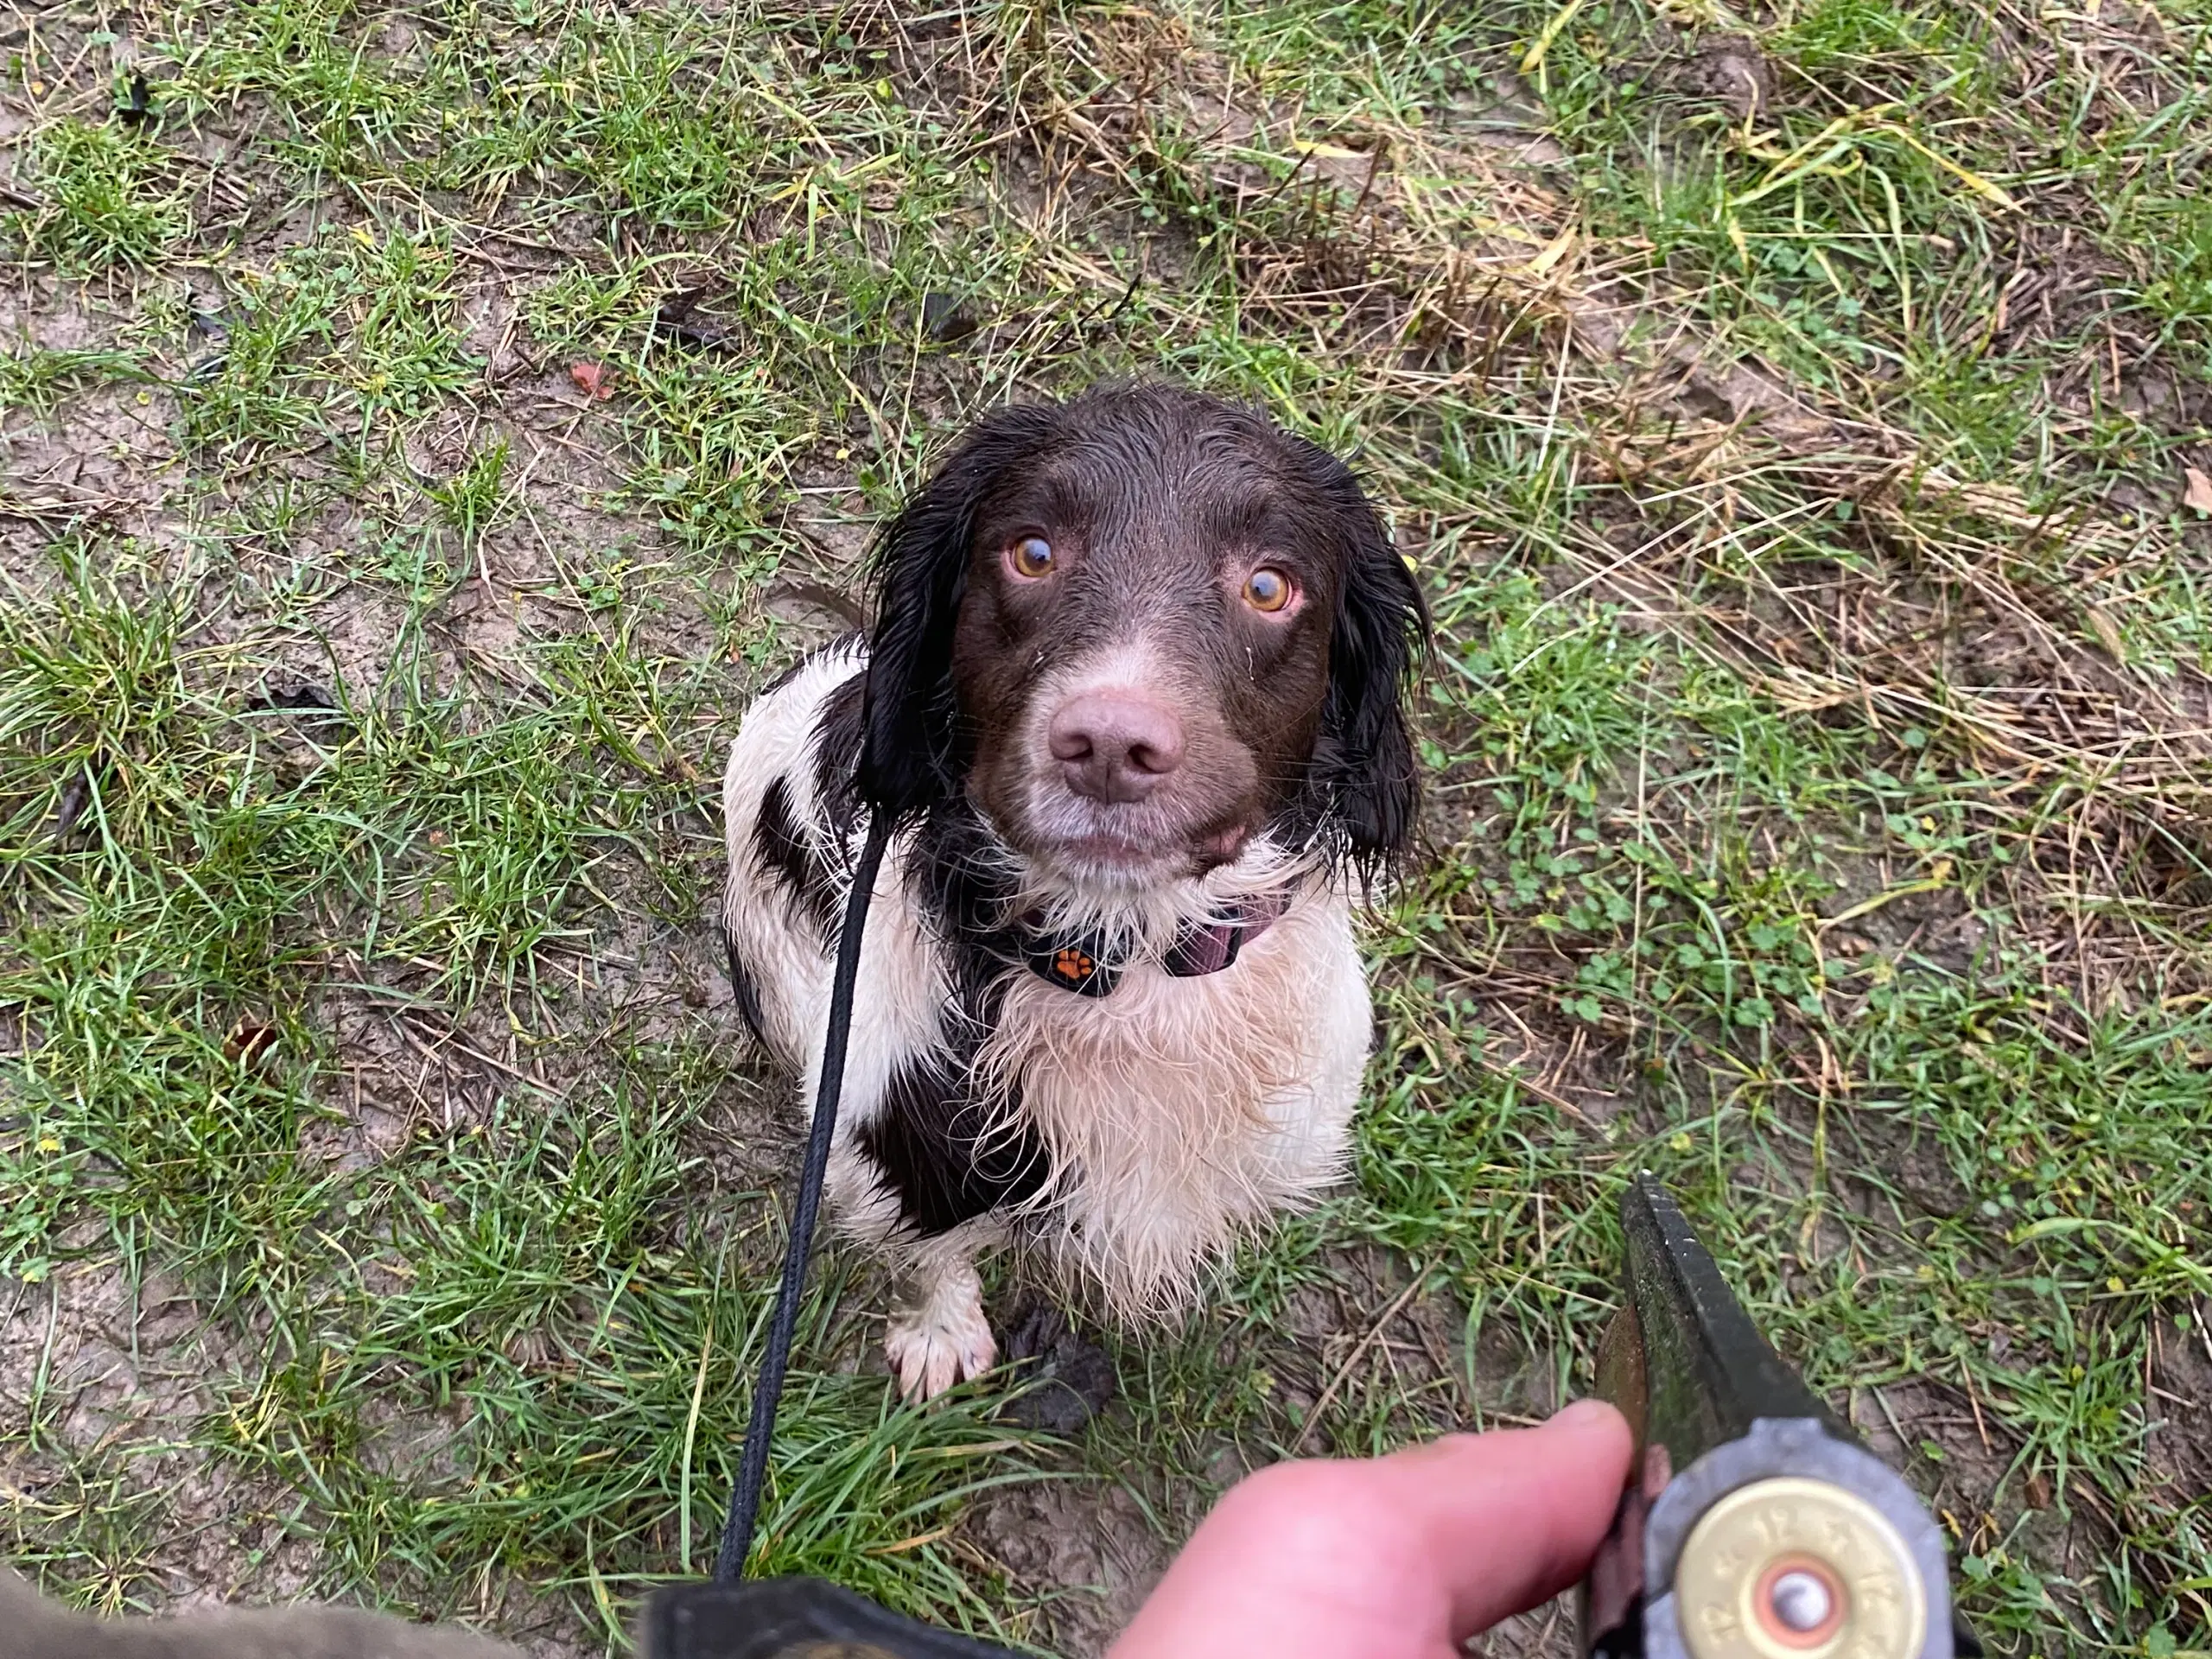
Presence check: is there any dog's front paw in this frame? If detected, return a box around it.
[886,1287,996,1402]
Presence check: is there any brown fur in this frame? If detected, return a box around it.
[944,397,1347,881]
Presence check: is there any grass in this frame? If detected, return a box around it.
[4,116,192,270]
[0,0,2207,1656]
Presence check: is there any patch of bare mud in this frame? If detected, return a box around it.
[0,1253,323,1609]
[0,1239,601,1656]
[969,1478,1170,1659]
[2145,1313,2211,1505]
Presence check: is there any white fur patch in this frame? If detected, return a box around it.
[884,1251,996,1401]
[979,891,1367,1314]
[721,639,948,1139]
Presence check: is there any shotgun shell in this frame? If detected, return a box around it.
[1673,1476,1926,1659]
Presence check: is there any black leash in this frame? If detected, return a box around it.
[712,810,892,1582]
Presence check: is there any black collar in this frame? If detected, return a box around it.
[1022,895,1289,998]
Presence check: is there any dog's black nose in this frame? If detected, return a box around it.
[1048,691,1185,804]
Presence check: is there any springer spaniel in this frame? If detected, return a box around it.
[721,384,1427,1400]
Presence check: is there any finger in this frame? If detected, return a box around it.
[1109,1400,1633,1659]
[1375,1399,1635,1638]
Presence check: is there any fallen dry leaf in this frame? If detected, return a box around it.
[2086,605,2126,660]
[2183,465,2212,516]
[569,360,613,400]
[224,1019,279,1068]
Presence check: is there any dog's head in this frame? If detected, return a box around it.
[856,385,1427,893]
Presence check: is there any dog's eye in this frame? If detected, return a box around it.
[1243,566,1294,613]
[1008,536,1056,579]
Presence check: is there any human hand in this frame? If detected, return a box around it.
[1108,1399,1633,1659]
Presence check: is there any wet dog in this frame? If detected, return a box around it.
[721,384,1426,1398]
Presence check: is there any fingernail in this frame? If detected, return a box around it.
[1548,1398,1618,1430]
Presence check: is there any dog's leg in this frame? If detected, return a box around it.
[881,1229,998,1402]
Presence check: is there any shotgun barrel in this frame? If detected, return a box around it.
[1580,1172,1972,1659]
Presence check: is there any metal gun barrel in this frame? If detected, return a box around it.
[1580,1173,1965,1659]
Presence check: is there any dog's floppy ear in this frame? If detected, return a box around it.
[856,403,1065,818]
[1308,456,1429,874]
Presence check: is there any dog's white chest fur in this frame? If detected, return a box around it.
[721,642,1372,1334]
[979,904,1368,1307]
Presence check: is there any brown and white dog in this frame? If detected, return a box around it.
[720,385,1426,1400]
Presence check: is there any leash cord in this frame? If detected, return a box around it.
[712,810,892,1582]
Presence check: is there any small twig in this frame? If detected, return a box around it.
[1474,1052,1595,1124]
[1959,1361,1993,1455]
[391,1012,560,1100]
[1304,1276,1425,1446]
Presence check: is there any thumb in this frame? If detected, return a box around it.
[1377,1399,1635,1639]
[1109,1399,1633,1659]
